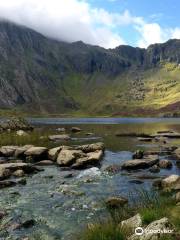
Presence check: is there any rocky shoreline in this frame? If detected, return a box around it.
[0,119,180,239]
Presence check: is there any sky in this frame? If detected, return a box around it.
[0,0,180,49]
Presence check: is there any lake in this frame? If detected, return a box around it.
[0,118,180,239]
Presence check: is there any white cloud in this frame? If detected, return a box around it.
[136,23,165,48]
[0,0,179,49]
[0,0,126,48]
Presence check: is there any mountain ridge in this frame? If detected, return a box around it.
[0,20,180,116]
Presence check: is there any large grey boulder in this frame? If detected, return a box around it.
[0,146,18,157]
[128,217,174,240]
[57,149,85,166]
[0,163,36,173]
[161,174,180,190]
[24,147,48,160]
[0,167,11,180]
[72,150,103,169]
[48,146,62,161]
[174,147,180,160]
[120,214,142,231]
[16,130,28,136]
[121,155,159,170]
[48,134,70,141]
[14,145,34,158]
[13,169,25,177]
[75,142,105,153]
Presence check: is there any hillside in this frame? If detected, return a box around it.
[0,20,180,116]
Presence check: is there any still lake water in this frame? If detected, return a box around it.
[0,118,180,239]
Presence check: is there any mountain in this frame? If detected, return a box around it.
[0,20,180,116]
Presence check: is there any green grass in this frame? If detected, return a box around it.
[77,190,180,240]
[77,221,126,240]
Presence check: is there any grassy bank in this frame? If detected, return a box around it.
[77,191,180,240]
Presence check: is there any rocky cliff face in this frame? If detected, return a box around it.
[0,20,180,116]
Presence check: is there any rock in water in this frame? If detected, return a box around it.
[0,167,11,180]
[174,147,180,160]
[158,160,172,169]
[48,134,71,141]
[35,160,54,166]
[48,146,62,161]
[75,142,105,153]
[14,145,34,158]
[0,146,18,157]
[57,149,85,166]
[71,127,82,132]
[149,164,160,173]
[121,155,159,170]
[0,163,36,174]
[13,169,25,177]
[24,147,48,161]
[105,196,128,208]
[0,180,16,189]
[72,150,103,169]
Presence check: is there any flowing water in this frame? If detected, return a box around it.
[0,118,180,240]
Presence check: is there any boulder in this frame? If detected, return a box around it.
[48,146,62,161]
[34,160,54,166]
[56,128,66,132]
[158,160,172,169]
[48,134,70,141]
[149,165,160,173]
[152,131,180,138]
[174,147,180,159]
[104,164,121,174]
[161,175,180,190]
[71,127,82,132]
[75,142,105,153]
[175,192,180,202]
[13,169,25,177]
[132,150,144,159]
[14,145,34,158]
[0,162,36,174]
[16,130,28,136]
[24,147,48,160]
[120,214,142,231]
[86,133,94,136]
[0,146,18,157]
[0,180,16,189]
[105,196,128,208]
[72,150,103,169]
[128,217,174,240]
[121,155,159,170]
[57,149,85,166]
[0,167,11,180]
